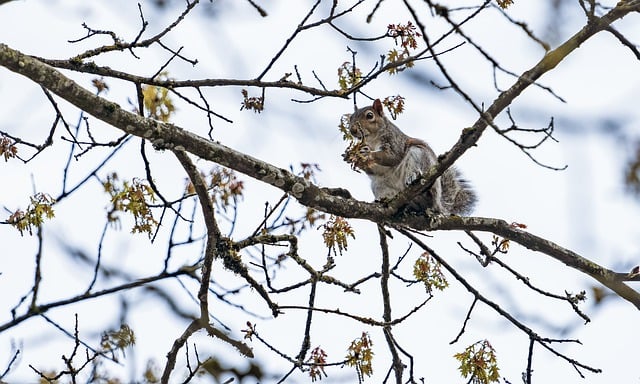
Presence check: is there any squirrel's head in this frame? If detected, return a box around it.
[349,99,386,139]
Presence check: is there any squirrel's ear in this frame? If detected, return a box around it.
[372,99,384,116]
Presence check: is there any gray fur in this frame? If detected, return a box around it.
[349,99,476,215]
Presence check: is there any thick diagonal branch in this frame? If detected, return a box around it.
[0,38,638,310]
[414,216,640,310]
[390,1,640,210]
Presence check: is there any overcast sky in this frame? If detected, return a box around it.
[1,1,640,383]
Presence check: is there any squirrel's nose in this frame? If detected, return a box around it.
[349,122,361,137]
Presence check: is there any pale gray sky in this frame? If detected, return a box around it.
[1,1,639,383]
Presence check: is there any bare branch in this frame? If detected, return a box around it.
[389,1,637,212]
[397,227,602,376]
[0,268,193,333]
[2,1,640,382]
[378,225,404,383]
[70,0,200,61]
[246,0,268,17]
[1,42,638,310]
[604,25,640,60]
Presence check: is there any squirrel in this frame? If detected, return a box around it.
[344,98,476,215]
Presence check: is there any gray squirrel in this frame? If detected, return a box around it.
[346,98,476,215]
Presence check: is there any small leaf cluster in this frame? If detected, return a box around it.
[496,0,514,9]
[304,207,326,228]
[491,223,525,253]
[307,346,328,382]
[36,370,60,384]
[7,192,55,236]
[0,135,18,161]
[381,95,405,120]
[142,359,162,384]
[339,114,370,173]
[337,61,362,92]
[91,77,109,94]
[240,89,264,113]
[345,332,374,381]
[200,166,244,211]
[338,114,354,141]
[142,73,175,122]
[241,321,256,341]
[101,324,136,357]
[103,173,158,237]
[386,22,421,74]
[454,340,500,384]
[299,162,321,183]
[413,252,448,293]
[342,139,370,173]
[320,215,355,257]
[567,290,587,304]
[491,235,510,253]
[285,207,327,235]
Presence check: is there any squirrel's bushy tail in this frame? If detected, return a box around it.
[441,167,477,215]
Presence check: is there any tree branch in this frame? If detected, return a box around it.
[1,27,639,314]
[420,217,640,309]
[35,57,350,99]
[389,0,639,211]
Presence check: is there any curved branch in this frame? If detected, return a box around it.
[69,0,200,61]
[34,58,350,99]
[397,227,601,376]
[0,269,193,333]
[420,216,640,310]
[1,29,638,313]
[390,1,640,211]
[173,150,220,318]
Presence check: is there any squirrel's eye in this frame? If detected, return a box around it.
[365,111,374,120]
